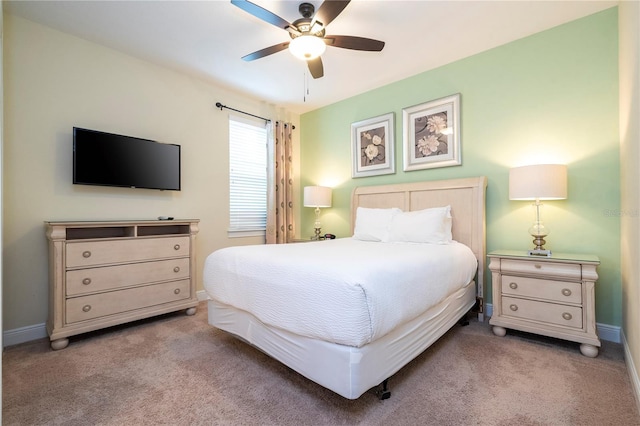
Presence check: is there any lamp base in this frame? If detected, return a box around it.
[312,227,322,240]
[528,248,552,257]
[528,232,551,257]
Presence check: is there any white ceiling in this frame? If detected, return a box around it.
[4,0,617,114]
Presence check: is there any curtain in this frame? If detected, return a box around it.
[266,121,295,244]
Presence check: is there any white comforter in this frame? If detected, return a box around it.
[203,238,477,347]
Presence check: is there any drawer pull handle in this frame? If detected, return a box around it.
[174,288,181,295]
[82,278,92,285]
[509,304,518,312]
[82,251,92,258]
[173,266,180,273]
[509,282,518,290]
[534,264,541,269]
[562,312,572,321]
[82,305,92,313]
[174,244,181,251]
[561,288,572,297]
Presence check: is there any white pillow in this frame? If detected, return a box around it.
[353,207,402,242]
[388,205,453,244]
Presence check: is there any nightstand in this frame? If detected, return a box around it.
[488,250,600,357]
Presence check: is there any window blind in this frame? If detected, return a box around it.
[229,116,268,234]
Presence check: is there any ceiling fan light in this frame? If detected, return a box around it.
[289,35,326,60]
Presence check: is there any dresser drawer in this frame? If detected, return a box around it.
[66,236,190,268]
[501,275,582,304]
[500,259,581,279]
[65,279,191,324]
[66,258,190,296]
[501,296,583,329]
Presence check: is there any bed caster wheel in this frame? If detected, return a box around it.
[186,307,196,316]
[377,389,391,400]
[376,379,391,400]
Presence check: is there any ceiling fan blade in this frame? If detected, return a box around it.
[324,35,385,51]
[311,0,350,28]
[231,0,292,30]
[308,57,324,79]
[242,42,290,61]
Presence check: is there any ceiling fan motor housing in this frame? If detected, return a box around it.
[290,19,325,39]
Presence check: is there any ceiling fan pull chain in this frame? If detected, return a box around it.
[303,71,308,102]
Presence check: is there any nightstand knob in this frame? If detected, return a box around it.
[82,305,91,313]
[82,250,91,258]
[173,266,180,273]
[534,264,541,269]
[174,244,181,251]
[562,312,572,321]
[82,278,92,285]
[561,288,572,297]
[174,288,181,295]
[509,282,518,290]
[509,304,518,312]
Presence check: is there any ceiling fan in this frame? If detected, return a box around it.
[231,0,385,79]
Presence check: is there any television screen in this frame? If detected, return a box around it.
[73,127,181,191]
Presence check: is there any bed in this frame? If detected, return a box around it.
[203,176,487,399]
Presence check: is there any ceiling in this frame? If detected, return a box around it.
[4,0,617,115]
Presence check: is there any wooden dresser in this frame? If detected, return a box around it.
[488,250,600,357]
[45,219,199,350]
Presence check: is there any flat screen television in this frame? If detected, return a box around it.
[73,127,181,191]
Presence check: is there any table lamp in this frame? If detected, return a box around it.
[303,185,332,240]
[509,164,567,256]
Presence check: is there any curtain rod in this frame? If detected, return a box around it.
[215,102,295,129]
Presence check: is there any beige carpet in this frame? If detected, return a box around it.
[3,301,639,425]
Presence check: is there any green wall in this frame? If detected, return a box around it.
[300,8,621,326]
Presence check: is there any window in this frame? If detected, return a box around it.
[228,115,268,237]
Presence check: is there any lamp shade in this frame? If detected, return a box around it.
[509,164,567,200]
[303,186,332,208]
[289,35,326,60]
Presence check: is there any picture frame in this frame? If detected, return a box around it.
[402,93,461,171]
[351,112,395,178]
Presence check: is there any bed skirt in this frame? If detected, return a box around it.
[207,280,476,399]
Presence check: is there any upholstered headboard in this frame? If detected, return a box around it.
[351,176,488,315]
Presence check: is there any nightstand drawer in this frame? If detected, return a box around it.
[502,296,583,329]
[500,259,581,279]
[501,275,582,304]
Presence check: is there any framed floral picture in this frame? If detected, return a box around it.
[402,93,461,171]
[351,112,395,178]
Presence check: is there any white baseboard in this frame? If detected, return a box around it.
[3,322,48,347]
[485,303,620,343]
[3,291,211,348]
[622,329,640,414]
[597,322,622,343]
